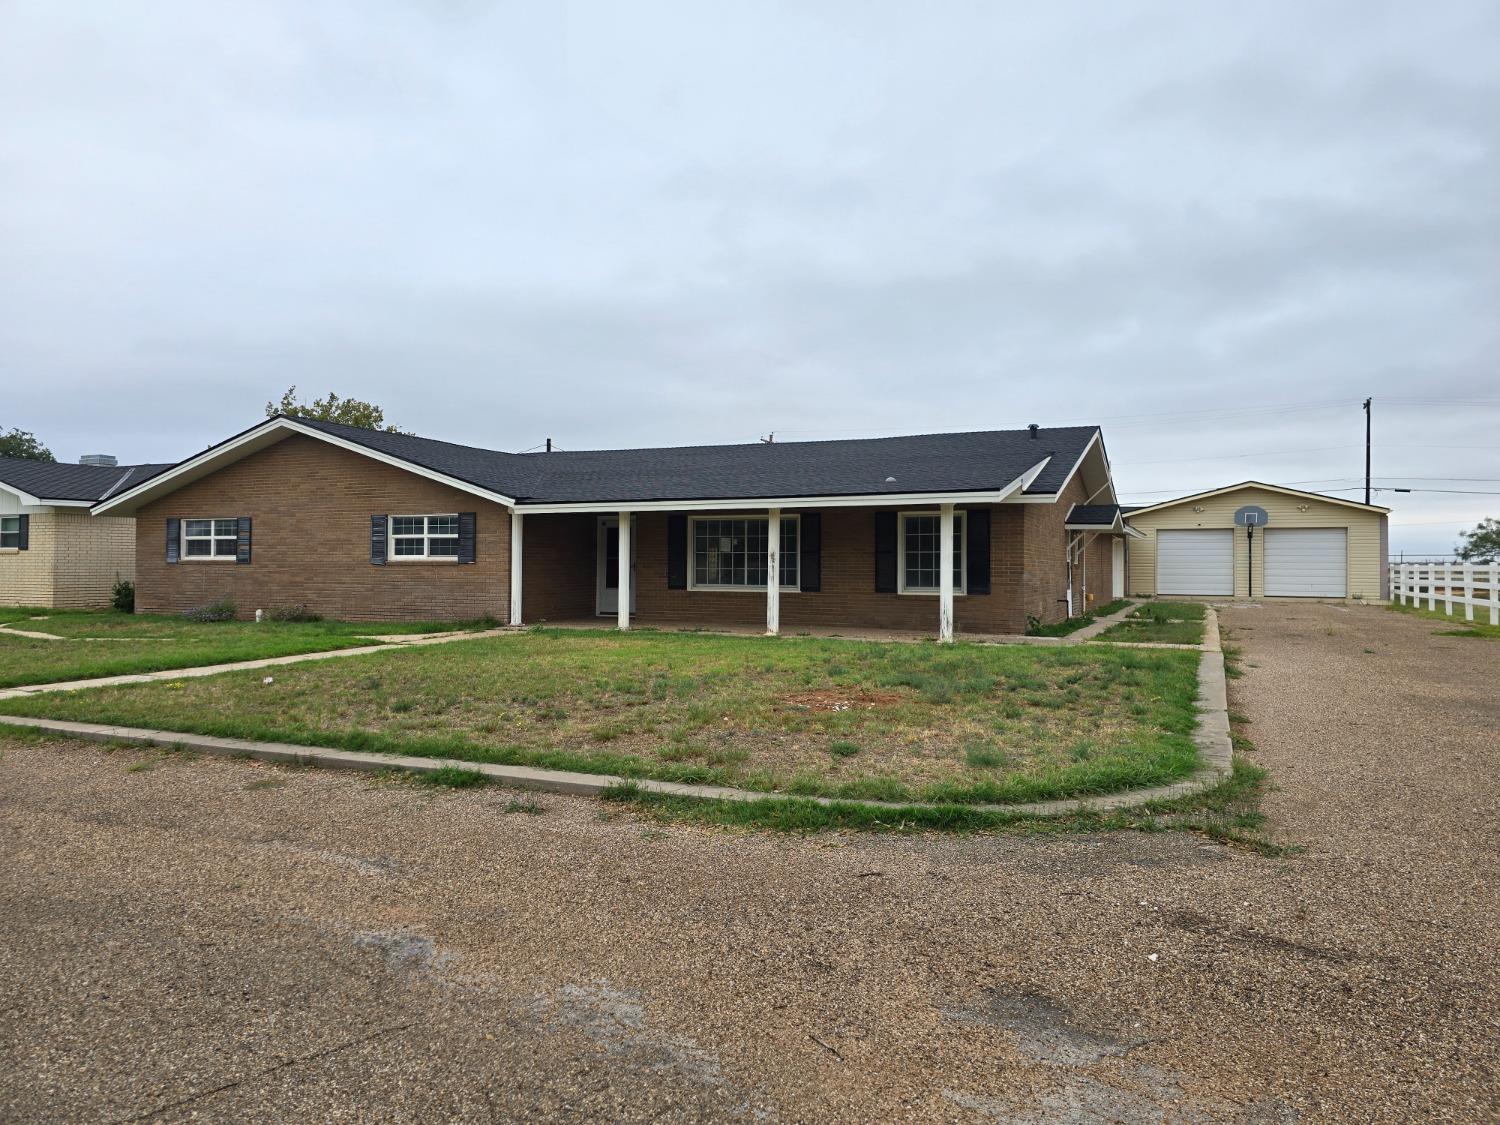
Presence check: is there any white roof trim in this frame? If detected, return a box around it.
[1008,430,1115,505]
[93,417,519,515]
[1124,480,1391,518]
[0,480,45,506]
[516,459,1048,515]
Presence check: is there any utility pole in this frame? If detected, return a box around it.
[1363,397,1372,505]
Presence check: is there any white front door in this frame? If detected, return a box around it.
[596,517,637,615]
[1112,538,1125,598]
[1263,528,1347,597]
[1156,529,1234,596]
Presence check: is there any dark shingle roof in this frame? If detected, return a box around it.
[291,418,1099,505]
[1066,503,1123,526]
[0,457,173,502]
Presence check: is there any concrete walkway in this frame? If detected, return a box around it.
[0,609,1231,818]
[0,626,517,701]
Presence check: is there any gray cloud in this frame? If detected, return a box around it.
[1,0,1496,555]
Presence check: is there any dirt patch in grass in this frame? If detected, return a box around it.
[781,688,907,712]
[0,629,1203,806]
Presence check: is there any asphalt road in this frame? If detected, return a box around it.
[1,601,1495,1122]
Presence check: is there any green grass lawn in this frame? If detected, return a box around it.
[1387,600,1500,639]
[0,609,485,688]
[1096,601,1207,645]
[0,628,1204,805]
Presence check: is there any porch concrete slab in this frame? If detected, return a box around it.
[533,600,1142,648]
[0,609,1232,818]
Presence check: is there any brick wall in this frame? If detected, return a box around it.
[0,511,55,607]
[49,510,136,608]
[135,435,511,621]
[521,513,596,620]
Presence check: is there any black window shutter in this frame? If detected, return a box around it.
[966,508,990,595]
[874,512,897,593]
[165,518,180,564]
[666,514,687,589]
[800,512,821,592]
[371,515,387,565]
[458,512,477,564]
[16,514,28,551]
[236,516,252,565]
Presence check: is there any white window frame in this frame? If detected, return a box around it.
[687,514,801,592]
[182,517,239,561]
[898,509,966,596]
[389,513,461,561]
[0,515,19,550]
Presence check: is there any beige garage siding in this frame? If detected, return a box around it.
[1126,486,1386,601]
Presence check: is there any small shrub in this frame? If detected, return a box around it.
[182,597,236,623]
[111,577,135,613]
[267,604,321,622]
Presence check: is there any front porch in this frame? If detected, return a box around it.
[508,502,1125,641]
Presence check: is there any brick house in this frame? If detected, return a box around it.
[94,416,1127,638]
[0,456,171,608]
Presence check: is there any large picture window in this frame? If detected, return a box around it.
[691,516,799,590]
[183,518,238,559]
[390,514,460,559]
[899,512,965,594]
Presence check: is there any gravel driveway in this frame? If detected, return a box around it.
[1,602,1495,1122]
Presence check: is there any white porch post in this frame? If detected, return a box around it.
[508,511,524,626]
[938,503,955,643]
[616,511,632,631]
[766,508,781,636]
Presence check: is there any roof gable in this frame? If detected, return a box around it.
[1124,480,1390,517]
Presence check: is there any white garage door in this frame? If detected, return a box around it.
[1263,528,1346,597]
[1157,529,1234,595]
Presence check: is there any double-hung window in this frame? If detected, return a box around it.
[0,516,19,549]
[391,514,459,559]
[691,515,799,590]
[183,518,238,559]
[899,511,965,594]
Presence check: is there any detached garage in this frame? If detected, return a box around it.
[1124,482,1389,602]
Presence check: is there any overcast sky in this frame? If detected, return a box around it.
[2,1,1496,555]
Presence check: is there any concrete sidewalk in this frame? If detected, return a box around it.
[0,626,517,701]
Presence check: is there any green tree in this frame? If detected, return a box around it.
[0,428,55,461]
[1456,517,1500,563]
[266,386,404,432]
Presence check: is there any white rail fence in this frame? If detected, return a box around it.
[1390,563,1499,625]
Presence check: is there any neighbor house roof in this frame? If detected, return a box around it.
[0,457,173,505]
[96,416,1110,514]
[1123,480,1390,517]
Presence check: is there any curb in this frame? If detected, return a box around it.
[0,610,1233,819]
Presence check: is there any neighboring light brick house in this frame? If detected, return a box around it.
[95,416,1128,638]
[0,456,172,608]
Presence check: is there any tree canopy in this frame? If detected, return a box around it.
[266,387,404,432]
[1456,517,1500,563]
[0,428,55,461]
